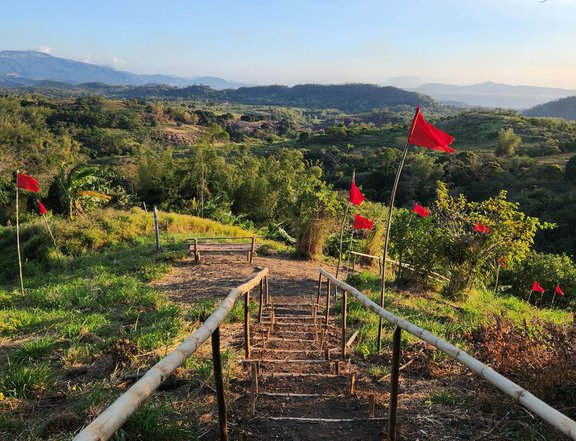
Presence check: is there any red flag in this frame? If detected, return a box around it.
[408,107,455,153]
[474,223,490,234]
[531,281,545,293]
[353,213,374,230]
[349,181,365,206]
[413,203,430,218]
[37,200,47,215]
[555,284,565,296]
[17,173,40,193]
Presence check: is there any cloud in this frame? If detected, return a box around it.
[84,55,93,64]
[112,56,127,66]
[35,45,53,54]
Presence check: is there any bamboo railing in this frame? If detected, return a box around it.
[74,267,270,441]
[319,267,576,441]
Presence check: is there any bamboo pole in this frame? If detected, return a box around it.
[153,206,160,251]
[325,280,331,325]
[319,267,576,441]
[258,279,264,323]
[377,138,411,352]
[73,268,269,441]
[244,290,251,359]
[15,171,24,295]
[336,171,354,279]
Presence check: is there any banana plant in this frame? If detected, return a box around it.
[56,165,112,217]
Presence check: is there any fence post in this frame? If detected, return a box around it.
[316,273,322,307]
[153,206,160,251]
[258,280,264,323]
[249,237,256,263]
[211,327,228,441]
[265,276,270,305]
[387,326,402,441]
[341,290,347,359]
[244,291,251,359]
[324,280,331,325]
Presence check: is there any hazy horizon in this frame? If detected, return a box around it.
[2,0,576,89]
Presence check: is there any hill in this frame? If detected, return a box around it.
[524,95,576,121]
[410,81,576,109]
[0,50,245,89]
[4,80,442,114]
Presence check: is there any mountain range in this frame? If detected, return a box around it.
[385,77,576,109]
[0,50,247,90]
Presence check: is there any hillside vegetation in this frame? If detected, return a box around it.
[524,95,576,121]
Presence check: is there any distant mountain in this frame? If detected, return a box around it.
[0,50,246,89]
[410,81,576,109]
[524,96,576,121]
[383,76,426,89]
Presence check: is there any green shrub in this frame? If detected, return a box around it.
[500,253,576,308]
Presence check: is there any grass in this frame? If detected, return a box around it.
[0,208,281,440]
[423,388,464,406]
[0,363,52,398]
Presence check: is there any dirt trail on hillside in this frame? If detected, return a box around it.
[152,254,332,304]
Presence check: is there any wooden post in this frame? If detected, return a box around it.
[388,326,402,441]
[349,373,356,395]
[335,361,341,375]
[265,276,270,305]
[153,206,160,251]
[341,290,348,359]
[316,273,322,307]
[250,363,257,417]
[211,327,228,441]
[368,394,376,419]
[258,280,264,323]
[324,280,331,325]
[15,172,24,295]
[193,238,199,263]
[249,237,255,263]
[244,291,251,359]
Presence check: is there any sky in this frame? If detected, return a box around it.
[1,0,576,88]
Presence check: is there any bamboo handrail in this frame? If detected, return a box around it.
[350,252,449,282]
[74,267,269,441]
[319,267,576,440]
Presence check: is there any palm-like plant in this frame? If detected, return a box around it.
[56,165,112,217]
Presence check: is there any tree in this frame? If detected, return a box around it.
[432,182,551,300]
[565,154,576,184]
[495,127,521,157]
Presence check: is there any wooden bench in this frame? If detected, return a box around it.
[187,236,258,263]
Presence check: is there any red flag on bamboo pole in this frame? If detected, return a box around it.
[555,284,565,296]
[349,181,365,206]
[37,200,47,216]
[413,203,430,218]
[531,281,545,293]
[408,107,455,153]
[17,173,40,193]
[353,213,374,230]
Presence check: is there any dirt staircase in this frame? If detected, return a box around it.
[235,293,386,440]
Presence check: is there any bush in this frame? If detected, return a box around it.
[500,253,576,309]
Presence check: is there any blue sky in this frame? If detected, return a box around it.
[2,0,576,88]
